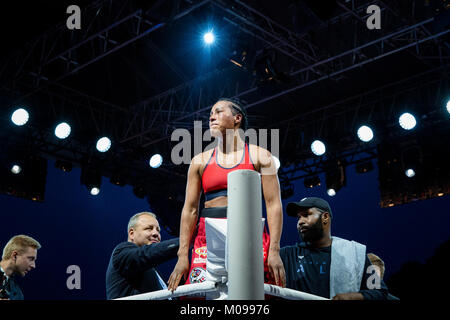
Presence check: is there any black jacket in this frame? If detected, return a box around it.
[105,238,179,300]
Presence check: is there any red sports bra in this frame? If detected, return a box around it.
[201,143,256,201]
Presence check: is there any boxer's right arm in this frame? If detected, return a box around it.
[168,156,202,291]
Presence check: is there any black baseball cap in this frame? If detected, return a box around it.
[286,197,332,218]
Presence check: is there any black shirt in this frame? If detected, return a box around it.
[280,242,389,300]
[105,238,179,300]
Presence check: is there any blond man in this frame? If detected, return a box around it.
[0,235,41,300]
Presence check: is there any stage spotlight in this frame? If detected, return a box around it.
[446,100,450,114]
[96,137,111,152]
[54,122,71,139]
[325,159,346,195]
[10,164,22,174]
[304,176,321,188]
[11,108,29,126]
[311,140,326,156]
[133,184,147,199]
[405,168,416,178]
[355,161,374,174]
[149,154,163,168]
[399,113,417,130]
[357,125,374,142]
[81,166,102,195]
[203,31,215,44]
[54,160,72,172]
[110,172,127,187]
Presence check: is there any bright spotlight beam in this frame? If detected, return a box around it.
[96,137,112,152]
[311,140,326,156]
[149,154,163,168]
[399,113,417,130]
[55,122,71,139]
[11,165,22,174]
[405,168,416,178]
[357,125,374,142]
[203,31,215,44]
[11,108,29,126]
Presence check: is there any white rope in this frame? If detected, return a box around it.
[264,283,329,300]
[114,281,218,300]
[116,281,329,300]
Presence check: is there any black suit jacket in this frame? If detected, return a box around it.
[105,238,179,299]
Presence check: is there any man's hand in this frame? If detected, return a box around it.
[267,249,286,287]
[167,255,190,292]
[332,292,364,300]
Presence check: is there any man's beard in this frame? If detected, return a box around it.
[298,214,325,243]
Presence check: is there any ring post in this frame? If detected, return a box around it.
[227,169,264,300]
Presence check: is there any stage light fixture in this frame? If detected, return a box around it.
[96,137,111,152]
[203,31,215,44]
[304,176,321,188]
[357,125,374,142]
[54,160,72,172]
[399,113,417,130]
[11,108,29,126]
[10,164,22,174]
[311,140,326,156]
[325,160,346,195]
[81,166,102,195]
[355,161,374,174]
[2,155,47,201]
[405,168,416,178]
[149,154,163,168]
[446,100,450,114]
[54,122,71,139]
[110,172,127,187]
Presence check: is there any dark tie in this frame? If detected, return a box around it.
[0,271,10,299]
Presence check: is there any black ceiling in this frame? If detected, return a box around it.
[0,0,449,197]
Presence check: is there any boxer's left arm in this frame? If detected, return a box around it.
[258,146,286,288]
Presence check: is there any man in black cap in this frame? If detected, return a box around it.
[280,197,390,300]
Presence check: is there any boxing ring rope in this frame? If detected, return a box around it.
[115,282,328,300]
[116,170,329,301]
[115,281,219,300]
[263,284,329,300]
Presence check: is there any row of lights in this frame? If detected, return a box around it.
[10,108,164,176]
[309,105,450,181]
[309,112,420,157]
[8,29,212,198]
[306,102,450,197]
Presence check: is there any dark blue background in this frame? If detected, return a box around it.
[1,160,448,299]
